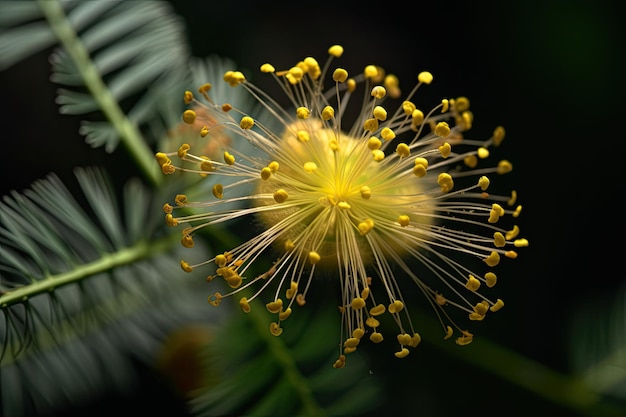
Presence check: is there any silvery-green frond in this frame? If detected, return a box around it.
[569,285,626,406]
[0,167,218,416]
[0,0,191,183]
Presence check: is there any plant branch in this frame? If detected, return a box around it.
[36,0,161,185]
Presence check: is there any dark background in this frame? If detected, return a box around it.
[1,0,624,416]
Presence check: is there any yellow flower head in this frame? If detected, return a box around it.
[157,45,528,368]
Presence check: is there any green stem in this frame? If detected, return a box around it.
[0,237,174,308]
[244,294,327,417]
[36,0,161,185]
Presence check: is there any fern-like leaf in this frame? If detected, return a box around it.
[0,168,218,416]
[191,297,384,417]
[569,285,626,405]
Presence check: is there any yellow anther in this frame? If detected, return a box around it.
[488,203,504,223]
[370,304,386,316]
[474,301,489,316]
[435,121,451,137]
[493,232,506,248]
[477,147,490,159]
[226,274,242,288]
[214,254,227,267]
[162,203,173,214]
[346,78,356,92]
[441,98,449,113]
[208,292,222,307]
[370,86,386,99]
[338,201,351,210]
[381,127,396,141]
[370,332,384,343]
[240,116,254,129]
[455,96,470,112]
[304,57,321,79]
[360,185,372,199]
[161,164,175,174]
[364,65,378,78]
[485,272,497,288]
[182,110,196,124]
[279,307,292,320]
[417,71,433,84]
[400,101,416,117]
[260,167,272,180]
[366,317,380,328]
[288,66,304,81]
[388,300,404,314]
[507,190,518,206]
[478,176,490,191]
[490,298,505,312]
[394,348,410,358]
[165,213,178,227]
[221,103,232,112]
[358,219,374,236]
[270,322,283,336]
[266,299,283,314]
[332,68,348,82]
[210,183,223,199]
[224,70,245,86]
[260,63,275,73]
[223,151,235,165]
[466,275,481,291]
[408,333,421,347]
[469,312,486,321]
[200,126,209,137]
[284,240,295,252]
[180,260,193,273]
[363,118,379,132]
[398,215,410,227]
[328,44,344,57]
[456,333,473,346]
[444,326,454,340]
[266,161,279,173]
[198,83,212,95]
[413,157,429,177]
[505,250,518,259]
[273,189,288,203]
[181,234,194,248]
[437,172,454,193]
[155,152,171,167]
[329,139,339,152]
[239,297,251,313]
[397,333,412,346]
[183,90,193,104]
[309,251,321,264]
[514,238,529,247]
[505,225,520,240]
[173,195,187,207]
[332,356,346,369]
[411,109,424,126]
[384,74,401,98]
[296,294,306,306]
[513,205,522,218]
[438,142,451,158]
[322,105,335,120]
[497,160,513,174]
[396,143,410,158]
[372,149,385,162]
[373,105,387,121]
[435,293,447,305]
[304,162,317,172]
[361,287,370,300]
[492,126,506,146]
[368,137,382,150]
[344,337,360,349]
[464,154,478,168]
[484,251,501,267]
[296,107,310,119]
[286,281,298,299]
[200,157,215,172]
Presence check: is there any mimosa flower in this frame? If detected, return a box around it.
[156,45,528,368]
